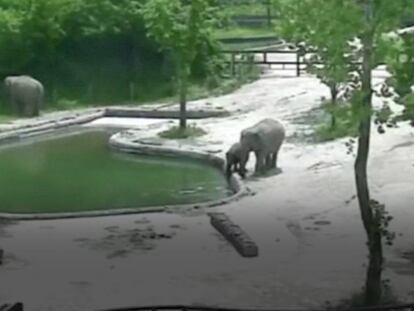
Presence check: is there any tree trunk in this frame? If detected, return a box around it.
[330,84,338,128]
[178,71,187,130]
[366,229,383,305]
[354,4,383,304]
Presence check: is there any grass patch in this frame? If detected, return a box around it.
[158,124,207,139]
[314,102,359,142]
[315,118,359,142]
[0,114,16,123]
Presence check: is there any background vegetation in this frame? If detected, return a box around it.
[0,0,248,114]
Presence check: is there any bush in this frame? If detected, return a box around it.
[55,98,80,110]
[399,92,414,124]
[314,101,359,142]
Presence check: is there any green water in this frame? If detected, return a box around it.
[0,129,230,214]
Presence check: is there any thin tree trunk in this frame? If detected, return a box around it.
[354,4,383,304]
[366,229,383,305]
[330,85,338,128]
[179,71,187,130]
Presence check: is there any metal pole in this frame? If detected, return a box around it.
[296,52,300,77]
[231,52,236,77]
[266,0,271,27]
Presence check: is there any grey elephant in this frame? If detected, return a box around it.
[225,142,249,178]
[4,75,44,117]
[239,118,285,175]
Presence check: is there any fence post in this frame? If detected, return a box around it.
[230,52,236,77]
[266,0,272,27]
[296,52,301,77]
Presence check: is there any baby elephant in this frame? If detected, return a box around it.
[225,142,248,178]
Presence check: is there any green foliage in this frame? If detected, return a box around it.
[315,101,359,142]
[55,98,81,110]
[158,124,207,139]
[275,0,414,123]
[397,92,414,124]
[383,29,414,123]
[0,0,228,111]
[218,0,269,17]
[315,99,396,142]
[141,0,221,74]
[370,199,396,246]
[274,0,363,131]
[141,0,222,128]
[385,30,414,98]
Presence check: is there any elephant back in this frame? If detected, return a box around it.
[5,75,43,95]
[240,118,285,153]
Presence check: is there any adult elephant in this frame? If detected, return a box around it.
[4,75,44,117]
[239,118,285,176]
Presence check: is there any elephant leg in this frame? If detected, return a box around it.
[24,100,33,117]
[32,98,40,117]
[32,99,40,117]
[270,153,276,168]
[265,154,272,169]
[273,145,282,168]
[22,100,30,117]
[11,95,22,116]
[254,150,265,174]
[17,100,25,117]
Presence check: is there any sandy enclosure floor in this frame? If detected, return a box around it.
[1,63,414,311]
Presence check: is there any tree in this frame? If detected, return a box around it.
[141,0,220,130]
[276,0,361,128]
[275,0,414,305]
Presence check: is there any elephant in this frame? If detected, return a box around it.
[4,75,44,117]
[239,118,285,176]
[225,142,249,178]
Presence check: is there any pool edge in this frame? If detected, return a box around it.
[0,108,249,220]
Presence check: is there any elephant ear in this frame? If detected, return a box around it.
[242,131,260,151]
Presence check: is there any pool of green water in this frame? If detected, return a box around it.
[0,128,231,214]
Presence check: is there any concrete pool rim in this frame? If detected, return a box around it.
[0,108,249,220]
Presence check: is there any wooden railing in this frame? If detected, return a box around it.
[219,49,367,77]
[220,49,305,77]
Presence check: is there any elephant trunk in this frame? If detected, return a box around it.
[225,152,233,179]
[225,163,232,179]
[238,148,250,179]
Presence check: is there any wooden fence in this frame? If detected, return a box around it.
[219,49,305,77]
[219,49,367,77]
